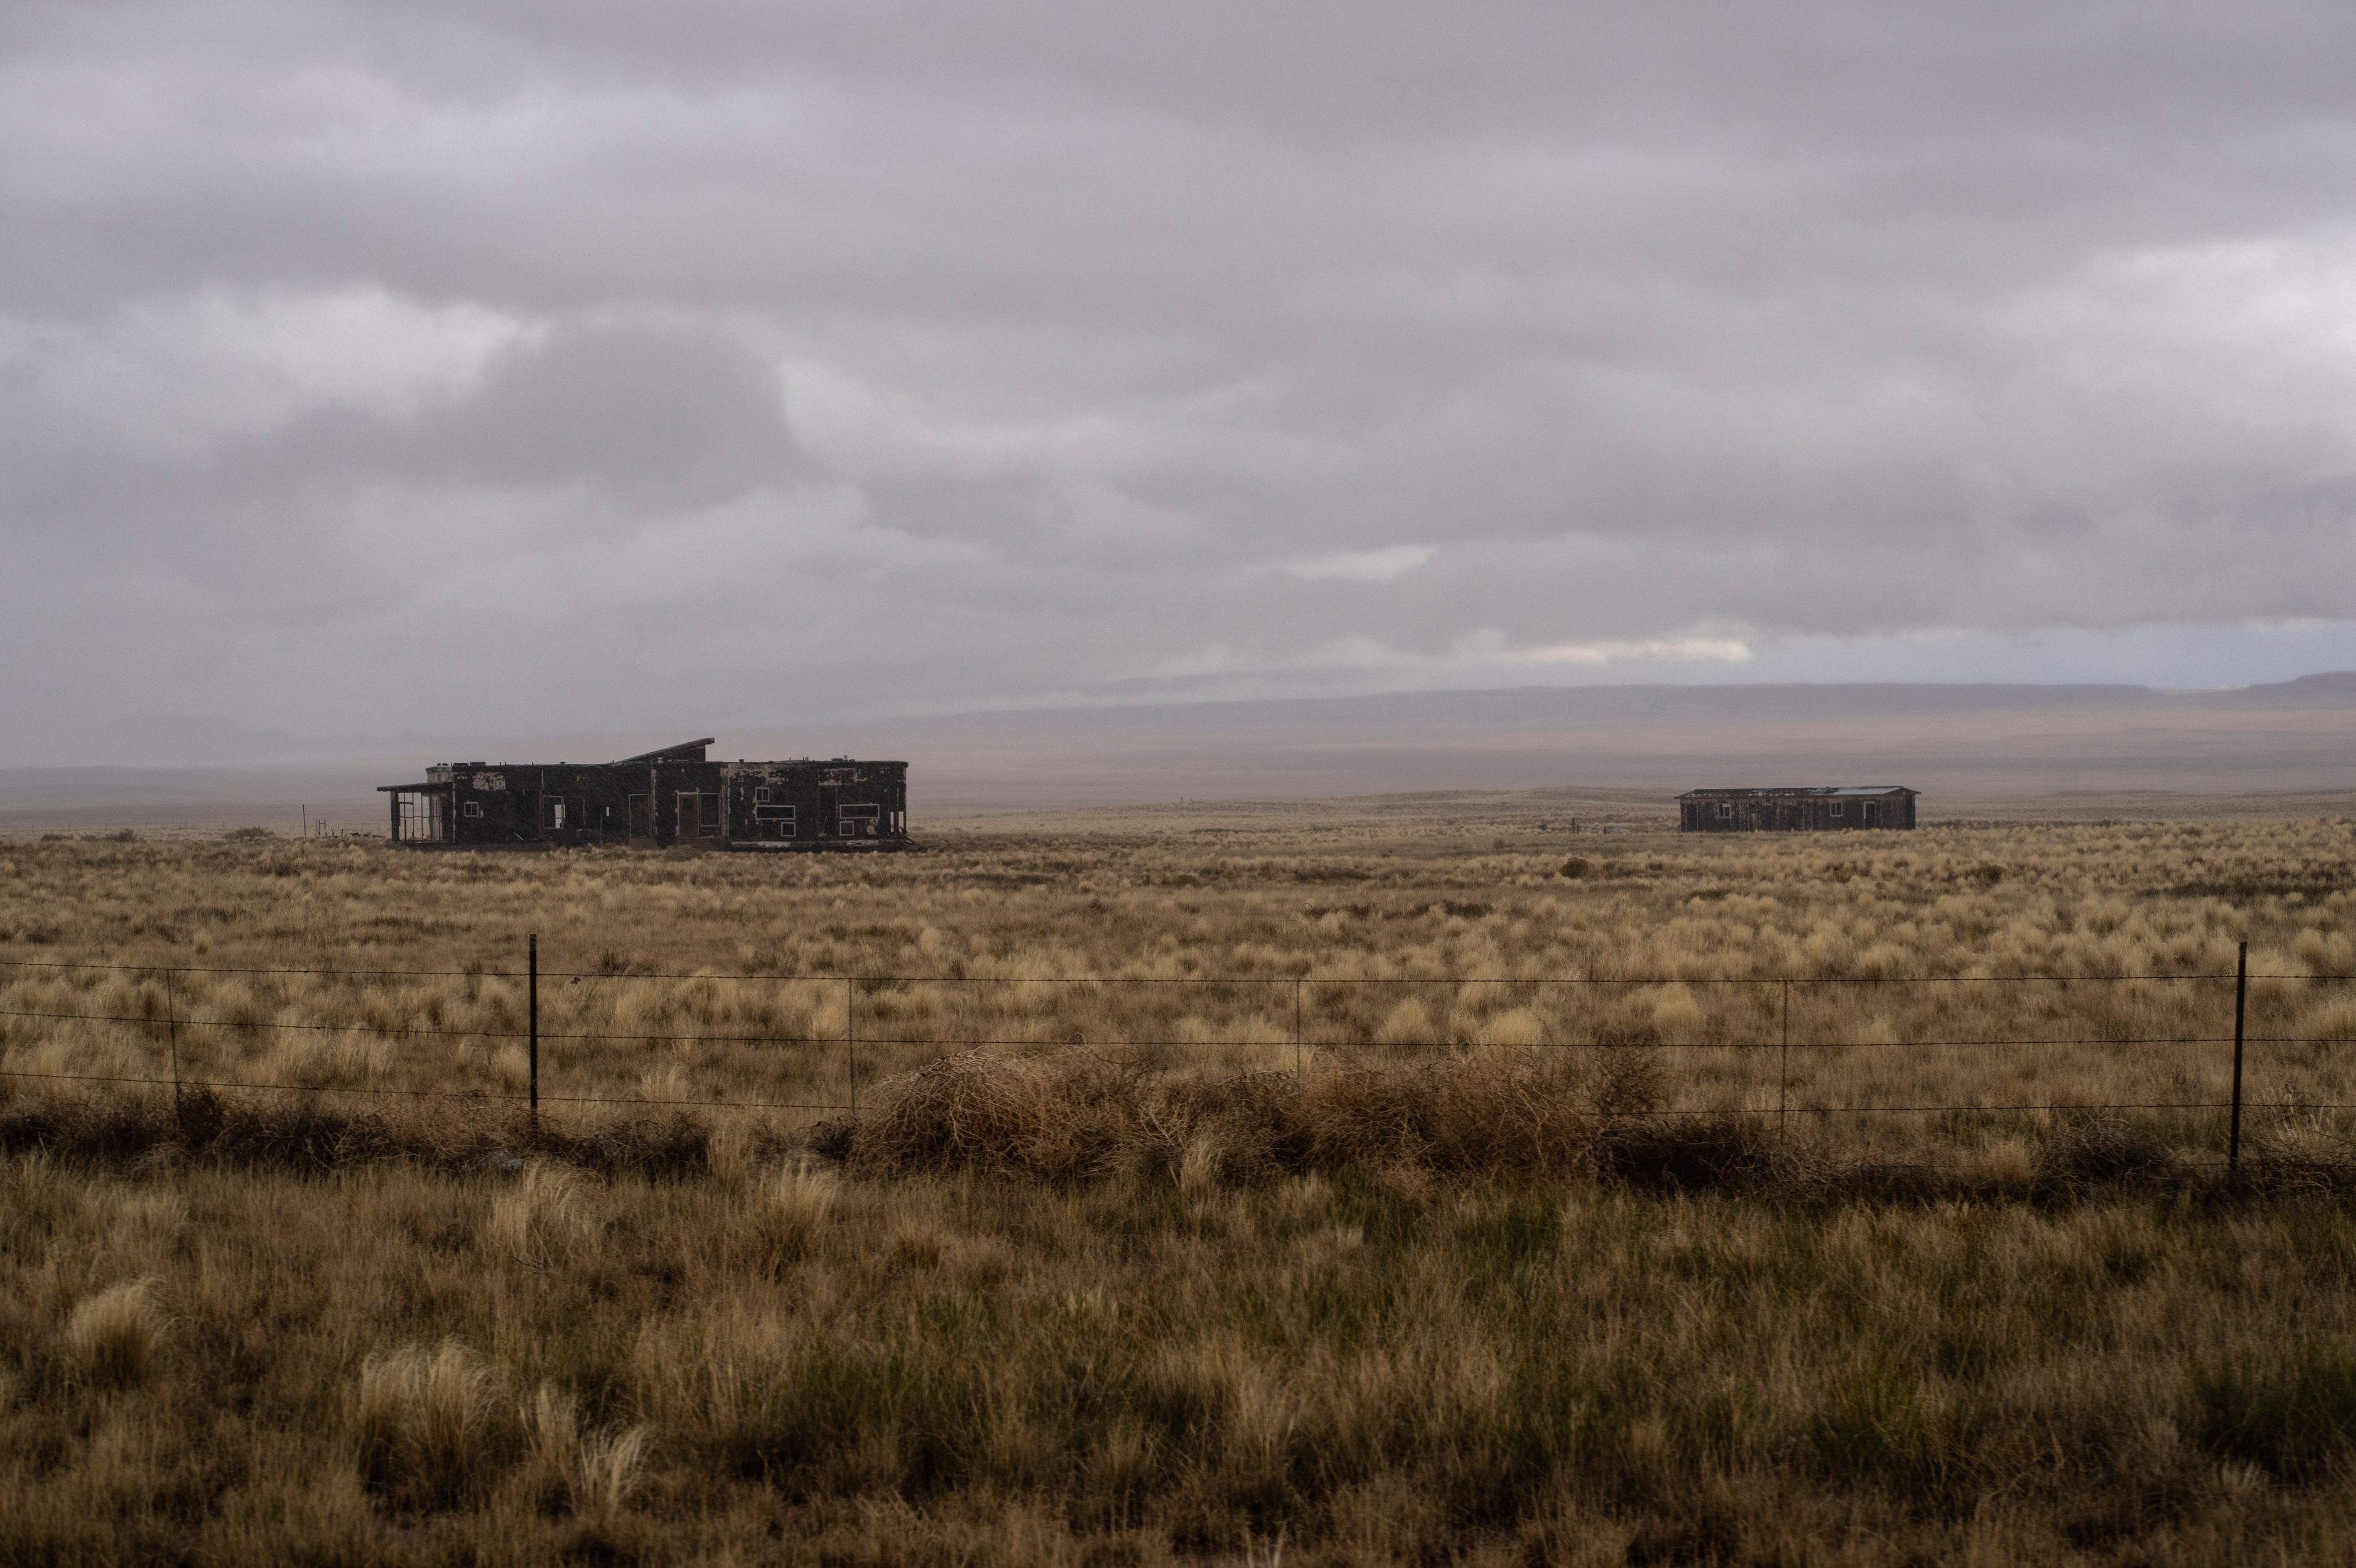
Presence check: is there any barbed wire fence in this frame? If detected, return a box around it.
[4,941,2354,1175]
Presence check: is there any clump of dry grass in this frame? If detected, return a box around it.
[522,1382,652,1521]
[352,1339,514,1512]
[747,1161,838,1272]
[483,1159,595,1266]
[574,1421,653,1521]
[63,1277,164,1386]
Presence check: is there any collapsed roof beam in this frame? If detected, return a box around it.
[609,737,717,765]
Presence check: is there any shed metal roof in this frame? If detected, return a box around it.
[1676,785,1917,799]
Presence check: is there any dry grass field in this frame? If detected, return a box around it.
[7,802,2356,1563]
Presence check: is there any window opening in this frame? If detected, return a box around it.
[676,791,722,838]
[393,791,444,842]
[461,801,484,819]
[839,804,882,836]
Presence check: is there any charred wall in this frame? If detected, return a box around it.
[1678,791,1917,833]
[417,759,908,850]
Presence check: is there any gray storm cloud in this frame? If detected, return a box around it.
[6,1,2356,758]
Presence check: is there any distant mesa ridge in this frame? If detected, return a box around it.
[936,672,2356,732]
[7,672,2356,819]
[17,672,2356,775]
[2237,670,2356,698]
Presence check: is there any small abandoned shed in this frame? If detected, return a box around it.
[1677,786,1917,833]
[379,739,909,850]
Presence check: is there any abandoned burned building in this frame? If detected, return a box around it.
[1677,785,1918,833]
[378,739,909,850]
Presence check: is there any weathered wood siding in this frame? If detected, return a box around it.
[1677,790,1917,832]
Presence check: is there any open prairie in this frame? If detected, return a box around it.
[7,802,2356,1564]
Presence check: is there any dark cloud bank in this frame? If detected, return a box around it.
[7,2,2356,768]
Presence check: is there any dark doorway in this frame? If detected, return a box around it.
[628,793,653,840]
[676,791,721,839]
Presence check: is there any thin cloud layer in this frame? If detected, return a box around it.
[6,2,2356,759]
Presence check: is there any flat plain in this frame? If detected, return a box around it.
[7,799,2356,1564]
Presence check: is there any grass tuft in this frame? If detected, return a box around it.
[353,1339,515,1512]
[750,1161,839,1270]
[485,1159,593,1265]
[64,1277,165,1386]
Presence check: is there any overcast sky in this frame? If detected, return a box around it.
[9,2,2356,762]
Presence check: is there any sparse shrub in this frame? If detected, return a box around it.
[1579,1043,1665,1120]
[1297,1055,1588,1177]
[1592,1115,1777,1191]
[64,1278,165,1386]
[2035,1114,2179,1187]
[1558,856,1591,878]
[849,1052,1058,1175]
[224,826,273,841]
[835,1048,1839,1187]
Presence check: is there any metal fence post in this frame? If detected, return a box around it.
[846,977,858,1118]
[2229,940,2248,1178]
[163,967,182,1120]
[1776,977,1791,1143]
[528,934,539,1123]
[1295,977,1305,1079]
